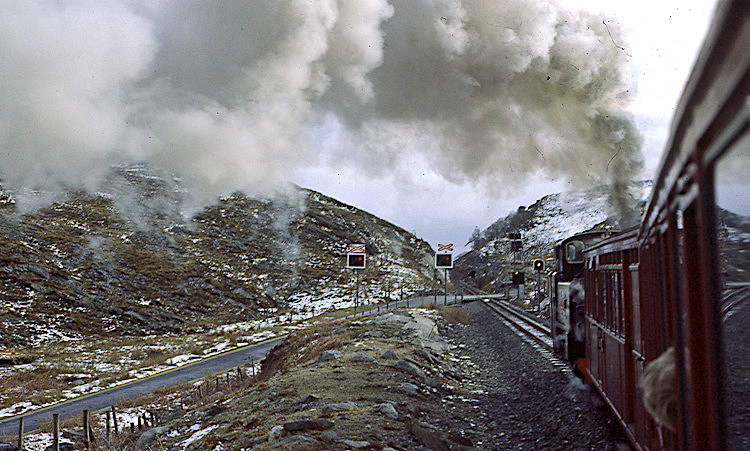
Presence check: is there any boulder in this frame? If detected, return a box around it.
[402,312,437,340]
[61,429,84,441]
[316,350,342,362]
[321,430,339,442]
[378,349,399,360]
[349,352,375,363]
[135,426,170,449]
[393,358,426,379]
[397,383,420,396]
[374,312,411,324]
[402,312,450,353]
[373,402,399,419]
[406,418,450,451]
[275,435,317,447]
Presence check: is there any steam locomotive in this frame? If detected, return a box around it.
[549,230,610,370]
[548,1,749,449]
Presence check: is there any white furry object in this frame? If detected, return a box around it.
[640,347,677,431]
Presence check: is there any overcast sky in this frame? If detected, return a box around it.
[0,0,719,251]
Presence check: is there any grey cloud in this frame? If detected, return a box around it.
[1,0,642,221]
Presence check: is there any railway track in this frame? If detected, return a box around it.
[454,280,486,296]
[481,298,573,374]
[722,284,750,317]
[483,298,552,351]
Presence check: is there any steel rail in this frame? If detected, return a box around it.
[483,298,552,350]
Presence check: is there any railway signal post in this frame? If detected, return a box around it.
[436,243,454,304]
[509,233,523,302]
[534,259,544,312]
[346,244,366,314]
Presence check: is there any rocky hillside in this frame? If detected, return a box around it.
[0,165,437,348]
[454,182,652,293]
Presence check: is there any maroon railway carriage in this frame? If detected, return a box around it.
[582,230,640,444]
[582,1,750,449]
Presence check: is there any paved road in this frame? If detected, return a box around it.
[0,337,281,436]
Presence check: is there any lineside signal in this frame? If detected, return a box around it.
[435,253,453,268]
[347,253,366,269]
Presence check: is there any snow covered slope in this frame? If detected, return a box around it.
[455,181,652,292]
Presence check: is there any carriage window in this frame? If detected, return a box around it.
[715,130,750,449]
[566,241,584,263]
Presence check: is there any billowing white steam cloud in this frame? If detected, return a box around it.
[0,0,642,214]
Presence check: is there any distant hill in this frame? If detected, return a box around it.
[454,181,652,292]
[0,166,436,347]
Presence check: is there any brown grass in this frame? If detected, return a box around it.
[139,351,172,368]
[421,305,471,325]
[1,366,64,394]
[258,321,348,381]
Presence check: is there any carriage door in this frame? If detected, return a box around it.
[585,257,600,384]
[714,128,750,449]
[628,261,649,446]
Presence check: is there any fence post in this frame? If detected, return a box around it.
[111,405,118,435]
[53,413,60,451]
[106,411,111,445]
[83,410,90,449]
[17,416,24,451]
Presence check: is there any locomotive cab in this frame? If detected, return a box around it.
[550,231,610,363]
